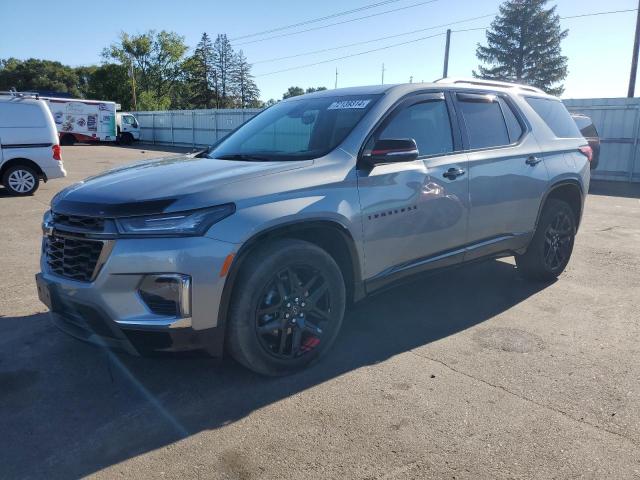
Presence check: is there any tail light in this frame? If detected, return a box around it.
[52,144,62,161]
[579,145,593,163]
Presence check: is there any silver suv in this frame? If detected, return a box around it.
[36,79,591,375]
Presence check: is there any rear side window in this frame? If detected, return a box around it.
[573,116,598,138]
[0,102,47,128]
[498,98,524,143]
[526,97,582,138]
[378,100,454,157]
[457,94,510,149]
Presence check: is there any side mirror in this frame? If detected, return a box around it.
[366,138,419,166]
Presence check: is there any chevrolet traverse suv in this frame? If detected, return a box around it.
[36,79,590,375]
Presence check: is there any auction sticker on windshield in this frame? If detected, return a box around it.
[328,99,371,110]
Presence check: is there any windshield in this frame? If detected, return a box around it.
[208,94,381,161]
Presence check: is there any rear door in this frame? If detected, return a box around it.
[454,91,548,260]
[357,92,469,281]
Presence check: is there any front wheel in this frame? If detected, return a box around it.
[516,198,576,281]
[119,133,133,145]
[227,239,346,376]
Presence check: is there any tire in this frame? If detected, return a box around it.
[516,198,576,281]
[227,239,346,376]
[60,134,76,146]
[2,165,40,196]
[119,133,133,146]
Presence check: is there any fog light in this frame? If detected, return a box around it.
[138,274,191,318]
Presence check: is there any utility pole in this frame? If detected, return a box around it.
[628,1,640,97]
[335,68,338,89]
[128,56,137,111]
[381,63,386,85]
[443,29,452,78]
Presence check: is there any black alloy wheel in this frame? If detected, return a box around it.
[543,209,574,272]
[227,238,346,376]
[255,266,332,359]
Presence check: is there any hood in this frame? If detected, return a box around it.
[52,154,311,217]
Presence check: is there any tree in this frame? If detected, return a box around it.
[282,86,305,99]
[475,0,568,96]
[231,50,260,108]
[103,30,188,106]
[0,58,82,96]
[80,64,133,109]
[282,86,327,99]
[212,34,236,108]
[305,87,327,94]
[184,33,216,108]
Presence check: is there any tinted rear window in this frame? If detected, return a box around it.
[458,97,510,149]
[0,102,47,128]
[498,98,524,143]
[526,97,582,138]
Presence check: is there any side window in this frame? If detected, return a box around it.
[525,97,582,138]
[378,100,453,157]
[498,98,523,143]
[123,115,135,125]
[457,94,510,149]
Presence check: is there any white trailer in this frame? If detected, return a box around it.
[44,97,117,145]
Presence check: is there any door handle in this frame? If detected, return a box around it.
[526,156,542,166]
[443,168,466,180]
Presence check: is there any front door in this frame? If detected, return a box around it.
[454,91,548,260]
[357,92,469,283]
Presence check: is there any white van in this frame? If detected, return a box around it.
[116,112,141,145]
[0,93,67,195]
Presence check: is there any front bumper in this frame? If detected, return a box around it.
[37,235,237,356]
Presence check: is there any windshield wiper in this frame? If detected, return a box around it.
[214,153,275,162]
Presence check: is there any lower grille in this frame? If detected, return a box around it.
[45,234,104,282]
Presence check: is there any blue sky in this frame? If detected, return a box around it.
[0,0,637,100]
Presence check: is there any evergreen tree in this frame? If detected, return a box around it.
[475,0,568,96]
[231,50,260,108]
[212,34,236,108]
[185,33,216,108]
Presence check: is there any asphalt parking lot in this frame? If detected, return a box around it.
[1,144,639,479]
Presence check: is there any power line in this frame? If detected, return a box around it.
[450,8,640,34]
[253,14,495,65]
[255,32,446,77]
[561,8,637,20]
[234,0,440,46]
[255,7,638,78]
[230,0,401,41]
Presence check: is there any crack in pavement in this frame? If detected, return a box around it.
[408,350,639,447]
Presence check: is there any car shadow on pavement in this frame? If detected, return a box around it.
[589,180,640,199]
[0,259,549,478]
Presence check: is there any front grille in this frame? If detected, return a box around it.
[52,212,105,232]
[45,234,104,282]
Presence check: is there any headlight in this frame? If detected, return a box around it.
[115,204,235,236]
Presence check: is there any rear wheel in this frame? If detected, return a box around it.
[227,239,346,376]
[2,165,39,196]
[60,134,76,146]
[516,199,576,281]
